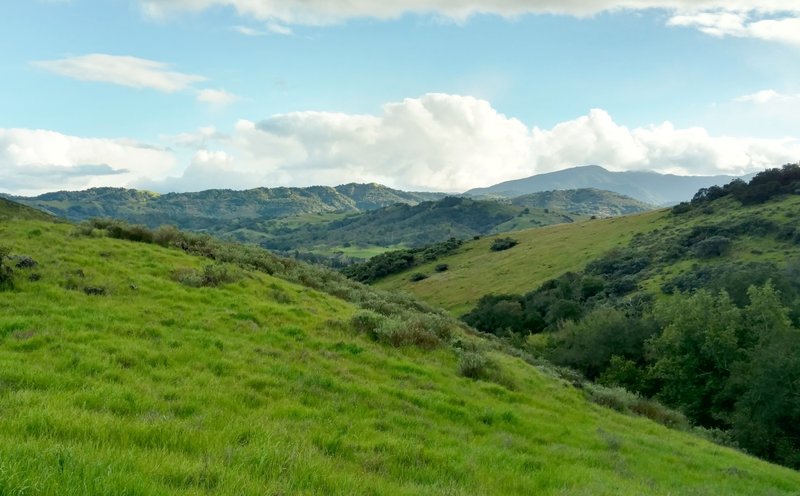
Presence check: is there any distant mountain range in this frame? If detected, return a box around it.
[466,165,751,205]
[3,181,654,258]
[3,184,446,229]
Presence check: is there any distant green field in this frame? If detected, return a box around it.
[376,210,669,315]
[2,212,799,494]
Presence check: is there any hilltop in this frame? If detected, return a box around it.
[1,200,798,494]
[466,165,748,205]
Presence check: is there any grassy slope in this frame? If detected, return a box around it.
[0,198,57,222]
[1,215,799,494]
[377,210,669,315]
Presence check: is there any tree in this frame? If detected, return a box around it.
[548,306,656,381]
[648,290,742,426]
[726,284,800,466]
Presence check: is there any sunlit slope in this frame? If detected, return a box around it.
[376,209,669,315]
[0,197,57,222]
[1,215,798,495]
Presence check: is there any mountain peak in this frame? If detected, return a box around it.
[465,165,746,205]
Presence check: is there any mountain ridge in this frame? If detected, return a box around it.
[466,165,751,205]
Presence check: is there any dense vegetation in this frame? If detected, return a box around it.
[460,164,800,468]
[6,184,445,224]
[259,196,576,253]
[342,237,464,284]
[4,201,799,493]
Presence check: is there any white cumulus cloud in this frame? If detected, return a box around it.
[0,129,178,196]
[149,94,800,193]
[668,12,800,45]
[4,94,798,196]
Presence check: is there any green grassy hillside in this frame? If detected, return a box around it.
[1,210,798,494]
[0,197,58,222]
[376,210,669,315]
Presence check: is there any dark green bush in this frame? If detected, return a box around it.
[435,263,449,272]
[490,237,518,252]
[350,310,386,338]
[693,235,732,258]
[410,272,428,282]
[458,351,489,379]
[0,246,13,291]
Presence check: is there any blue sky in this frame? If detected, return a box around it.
[1,1,799,195]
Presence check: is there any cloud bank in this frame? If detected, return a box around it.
[0,129,177,196]
[3,94,798,195]
[139,1,800,44]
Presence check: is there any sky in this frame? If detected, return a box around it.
[1,1,799,195]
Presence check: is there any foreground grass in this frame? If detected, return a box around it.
[1,217,799,495]
[376,210,669,315]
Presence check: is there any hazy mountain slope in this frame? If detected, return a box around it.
[510,188,653,217]
[466,165,746,205]
[1,211,798,494]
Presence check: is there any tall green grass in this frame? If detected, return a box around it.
[0,217,799,494]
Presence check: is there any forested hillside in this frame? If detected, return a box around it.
[4,184,445,230]
[386,164,800,469]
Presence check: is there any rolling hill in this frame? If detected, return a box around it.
[375,209,669,315]
[255,196,582,253]
[3,183,446,230]
[1,199,798,494]
[6,186,654,260]
[466,165,748,205]
[376,188,800,318]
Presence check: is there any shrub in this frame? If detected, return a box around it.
[435,263,449,272]
[14,256,37,269]
[410,272,428,282]
[350,310,386,338]
[173,268,204,287]
[490,237,518,252]
[693,235,732,258]
[201,264,235,287]
[372,314,451,350]
[458,351,489,379]
[0,246,13,291]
